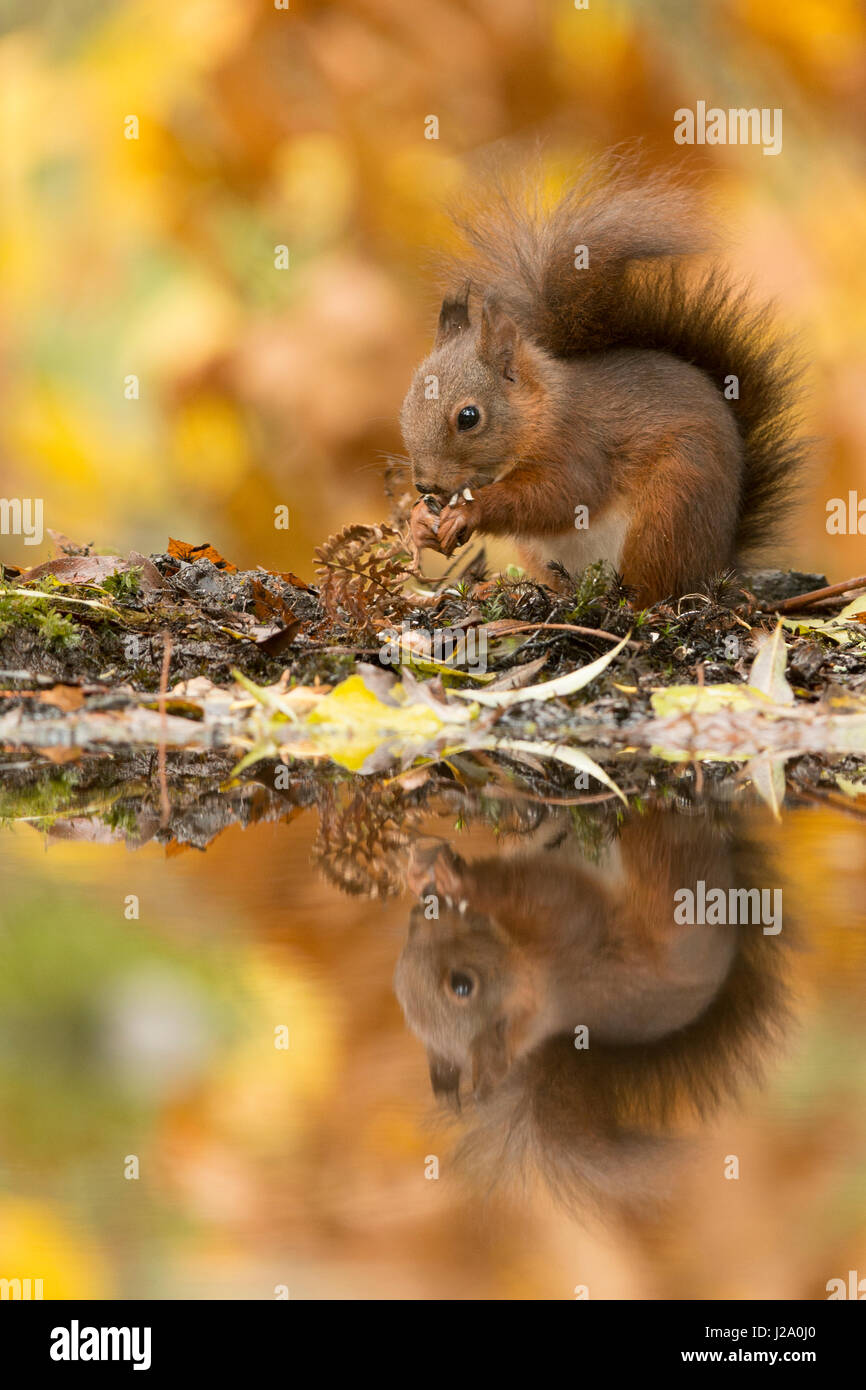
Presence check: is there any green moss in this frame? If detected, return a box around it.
[564,560,615,621]
[480,586,509,622]
[566,802,616,862]
[101,802,143,835]
[0,772,78,822]
[34,607,82,648]
[0,584,81,649]
[101,566,142,600]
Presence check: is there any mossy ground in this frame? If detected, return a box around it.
[2,547,865,836]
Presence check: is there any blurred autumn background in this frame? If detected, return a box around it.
[2,0,866,1303]
[2,0,866,578]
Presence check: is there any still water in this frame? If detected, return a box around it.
[1,782,865,1300]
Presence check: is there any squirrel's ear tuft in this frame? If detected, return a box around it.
[479,298,519,380]
[435,284,472,345]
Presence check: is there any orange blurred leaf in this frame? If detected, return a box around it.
[167,538,238,572]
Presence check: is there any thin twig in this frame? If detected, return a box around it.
[479,620,643,648]
[793,787,866,821]
[492,785,640,807]
[768,575,866,614]
[158,634,172,826]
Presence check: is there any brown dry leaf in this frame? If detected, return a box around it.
[38,685,85,712]
[167,538,238,571]
[35,746,83,764]
[169,677,222,700]
[257,622,303,655]
[247,578,296,625]
[264,568,311,591]
[128,550,170,594]
[47,529,92,556]
[482,656,548,690]
[241,578,304,652]
[387,765,433,790]
[45,818,122,841]
[19,555,125,584]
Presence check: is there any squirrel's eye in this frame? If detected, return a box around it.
[448,970,475,999]
[456,405,480,431]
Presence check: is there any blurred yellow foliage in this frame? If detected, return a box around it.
[0,0,864,578]
[0,1196,111,1299]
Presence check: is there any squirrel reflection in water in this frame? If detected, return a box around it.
[393,805,792,1213]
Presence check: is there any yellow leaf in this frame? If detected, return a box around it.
[651,684,772,716]
[305,674,450,772]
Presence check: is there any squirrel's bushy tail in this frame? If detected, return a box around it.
[445,156,805,555]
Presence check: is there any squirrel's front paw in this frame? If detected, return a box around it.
[407,838,465,898]
[437,500,480,555]
[409,498,442,552]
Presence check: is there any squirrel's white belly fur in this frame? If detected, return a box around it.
[519,502,631,578]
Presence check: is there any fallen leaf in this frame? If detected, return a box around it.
[835,775,866,799]
[745,754,787,819]
[35,746,83,764]
[264,568,312,590]
[305,673,455,771]
[651,683,770,716]
[482,656,548,690]
[257,621,303,655]
[38,685,85,712]
[781,596,866,647]
[128,551,170,594]
[247,579,296,625]
[18,555,125,584]
[491,738,627,803]
[837,595,866,622]
[167,538,237,571]
[749,620,794,703]
[47,529,92,556]
[451,632,631,707]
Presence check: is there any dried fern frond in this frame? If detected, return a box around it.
[313,785,420,898]
[314,522,416,633]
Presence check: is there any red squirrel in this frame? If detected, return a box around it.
[401,160,804,605]
[395,812,771,1106]
[394,811,790,1213]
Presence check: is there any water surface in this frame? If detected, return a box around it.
[1,782,865,1300]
